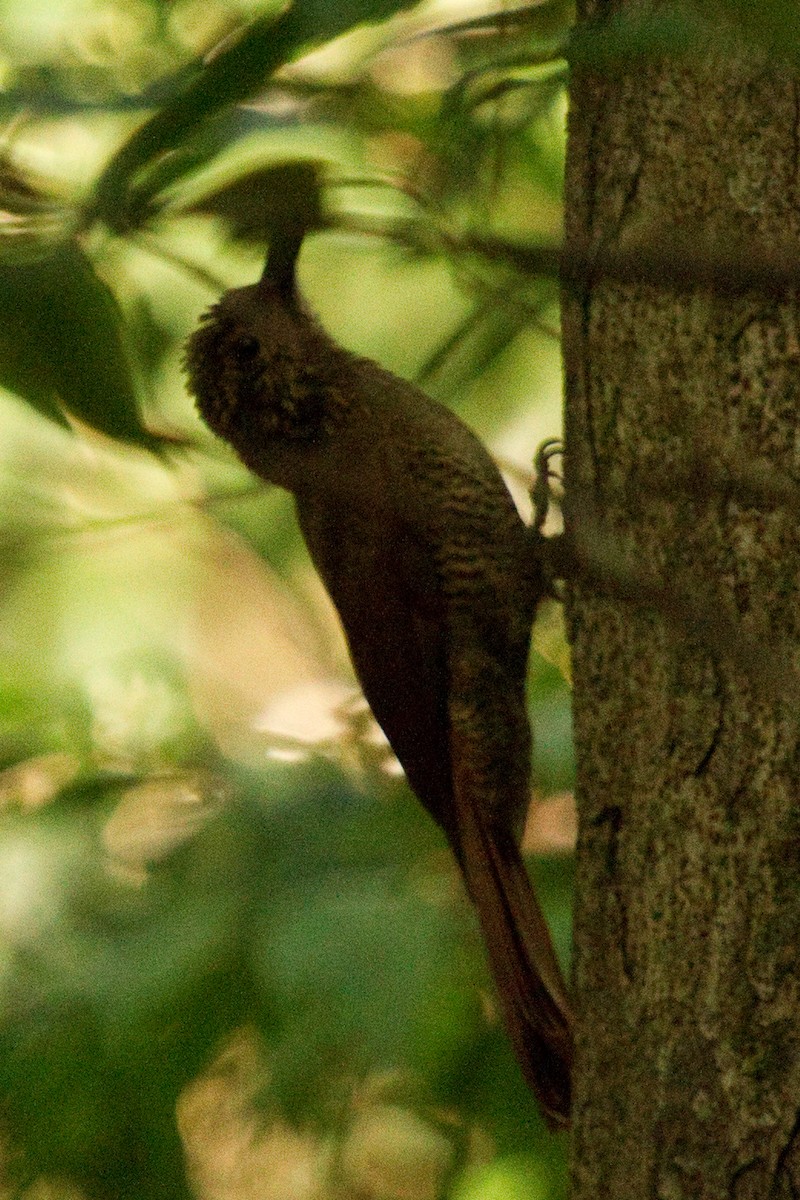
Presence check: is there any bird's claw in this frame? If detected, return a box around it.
[531,438,564,534]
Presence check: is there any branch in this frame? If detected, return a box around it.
[466,234,800,300]
[544,521,799,705]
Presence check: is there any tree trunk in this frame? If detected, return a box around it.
[562,9,800,1196]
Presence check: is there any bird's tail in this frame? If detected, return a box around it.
[455,802,574,1128]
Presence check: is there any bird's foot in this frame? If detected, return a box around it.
[528,439,566,600]
[531,438,563,534]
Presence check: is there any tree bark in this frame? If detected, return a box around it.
[562,8,800,1196]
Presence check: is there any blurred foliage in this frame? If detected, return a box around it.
[568,0,800,69]
[0,0,583,1197]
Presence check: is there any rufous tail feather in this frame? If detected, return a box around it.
[455,800,574,1127]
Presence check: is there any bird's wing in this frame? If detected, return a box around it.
[296,427,574,1128]
[297,494,458,831]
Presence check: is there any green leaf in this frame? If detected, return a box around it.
[287,0,421,44]
[88,0,421,231]
[0,241,157,448]
[260,873,479,1115]
[186,158,326,245]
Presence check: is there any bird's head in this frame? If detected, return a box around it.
[185,278,350,455]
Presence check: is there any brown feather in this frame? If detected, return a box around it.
[185,277,575,1127]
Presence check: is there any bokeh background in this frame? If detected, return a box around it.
[0,1,574,1197]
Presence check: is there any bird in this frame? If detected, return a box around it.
[184,238,574,1127]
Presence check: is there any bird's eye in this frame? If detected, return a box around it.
[233,334,260,361]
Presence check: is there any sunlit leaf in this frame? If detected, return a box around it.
[102,772,229,867]
[336,1103,457,1198]
[454,1152,566,1200]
